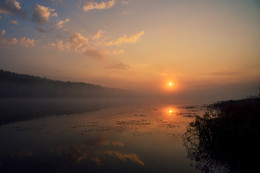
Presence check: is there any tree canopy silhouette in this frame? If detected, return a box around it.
[0,69,128,98]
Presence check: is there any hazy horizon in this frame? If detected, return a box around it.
[1,0,260,102]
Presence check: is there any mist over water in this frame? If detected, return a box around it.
[0,0,259,172]
[0,98,205,173]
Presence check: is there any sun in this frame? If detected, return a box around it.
[163,80,177,91]
[168,82,175,87]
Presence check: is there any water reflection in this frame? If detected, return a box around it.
[0,100,204,173]
[0,99,126,126]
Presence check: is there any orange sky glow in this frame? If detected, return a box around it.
[0,0,259,102]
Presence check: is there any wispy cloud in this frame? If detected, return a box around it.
[110,141,124,147]
[92,29,105,40]
[121,1,129,5]
[50,32,106,59]
[32,5,57,24]
[1,30,6,36]
[35,27,47,33]
[104,150,144,166]
[83,0,116,12]
[35,18,70,34]
[107,62,130,70]
[9,20,18,24]
[106,31,144,46]
[111,49,124,55]
[55,18,70,29]
[54,145,88,163]
[84,47,106,59]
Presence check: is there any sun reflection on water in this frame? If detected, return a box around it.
[162,106,178,117]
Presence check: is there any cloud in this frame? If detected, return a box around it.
[0,0,22,15]
[208,71,240,76]
[67,32,89,51]
[55,18,70,29]
[92,157,102,166]
[106,31,144,46]
[56,40,65,50]
[1,30,6,36]
[92,29,104,40]
[54,145,88,163]
[110,141,124,147]
[121,1,129,5]
[35,18,70,33]
[50,32,106,59]
[0,37,17,46]
[19,36,35,47]
[112,49,124,55]
[0,30,35,47]
[32,5,56,24]
[35,27,47,33]
[0,37,35,47]
[84,47,106,59]
[52,12,58,17]
[9,20,18,24]
[107,62,130,70]
[49,40,65,50]
[104,150,144,166]
[83,0,116,12]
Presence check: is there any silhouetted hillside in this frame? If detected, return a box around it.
[0,70,129,98]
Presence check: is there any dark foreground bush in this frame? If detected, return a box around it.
[183,98,260,173]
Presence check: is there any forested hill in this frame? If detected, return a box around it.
[0,70,128,98]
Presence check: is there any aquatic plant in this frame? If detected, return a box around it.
[183,98,260,172]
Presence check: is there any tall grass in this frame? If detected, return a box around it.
[183,98,260,172]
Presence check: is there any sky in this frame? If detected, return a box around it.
[0,0,260,102]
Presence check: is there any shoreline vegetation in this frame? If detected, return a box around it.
[0,69,129,98]
[183,97,260,172]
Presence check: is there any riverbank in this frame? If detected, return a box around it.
[183,97,260,172]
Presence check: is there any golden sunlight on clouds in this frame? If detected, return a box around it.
[0,30,35,48]
[104,150,144,166]
[92,30,105,40]
[83,0,116,12]
[106,31,144,46]
[0,0,21,15]
[55,18,70,29]
[9,20,18,25]
[32,5,57,24]
[0,0,259,100]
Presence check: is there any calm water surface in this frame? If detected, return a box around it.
[0,99,205,173]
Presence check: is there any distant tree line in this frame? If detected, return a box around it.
[0,70,128,98]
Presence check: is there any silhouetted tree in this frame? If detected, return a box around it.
[183,98,260,173]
